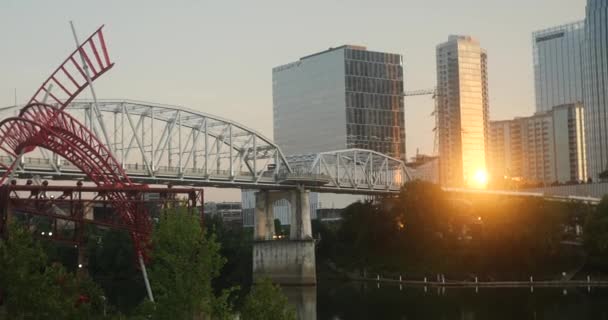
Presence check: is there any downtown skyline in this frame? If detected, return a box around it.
[0,0,589,200]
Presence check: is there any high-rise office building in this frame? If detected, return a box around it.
[243,45,405,225]
[436,35,490,188]
[488,103,587,185]
[272,45,406,161]
[583,0,608,180]
[533,22,585,113]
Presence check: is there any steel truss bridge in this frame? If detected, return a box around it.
[0,24,598,271]
[0,25,408,272]
[0,100,409,195]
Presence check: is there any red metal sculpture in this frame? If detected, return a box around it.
[0,26,152,259]
[28,25,113,109]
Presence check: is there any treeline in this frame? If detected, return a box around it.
[316,181,600,280]
[0,208,295,319]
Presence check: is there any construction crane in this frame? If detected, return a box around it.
[403,88,440,155]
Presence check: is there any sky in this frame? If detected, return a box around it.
[0,0,587,200]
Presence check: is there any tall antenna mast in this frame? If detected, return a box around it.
[69,21,112,149]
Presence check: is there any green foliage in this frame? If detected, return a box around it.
[584,196,608,266]
[0,222,104,319]
[87,229,145,314]
[241,278,296,320]
[142,207,227,319]
[210,287,239,320]
[274,219,284,237]
[325,181,587,279]
[205,214,252,302]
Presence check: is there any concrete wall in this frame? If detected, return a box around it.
[252,240,316,285]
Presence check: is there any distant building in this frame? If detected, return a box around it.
[489,103,586,185]
[583,0,608,180]
[532,21,585,113]
[316,208,343,222]
[488,119,524,180]
[204,202,243,226]
[436,35,490,188]
[407,154,439,184]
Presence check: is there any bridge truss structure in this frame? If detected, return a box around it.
[286,149,409,193]
[0,100,411,195]
[0,25,411,281]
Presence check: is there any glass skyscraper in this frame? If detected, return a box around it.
[242,45,406,227]
[583,0,608,180]
[272,45,406,161]
[533,22,585,113]
[436,35,489,188]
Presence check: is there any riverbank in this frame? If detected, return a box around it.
[318,260,608,289]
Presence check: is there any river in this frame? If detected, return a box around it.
[284,281,608,319]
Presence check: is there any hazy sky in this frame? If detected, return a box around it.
[0,0,587,200]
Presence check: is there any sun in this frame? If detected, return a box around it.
[472,169,488,189]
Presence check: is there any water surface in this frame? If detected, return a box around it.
[314,281,608,320]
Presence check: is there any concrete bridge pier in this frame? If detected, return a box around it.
[252,188,316,286]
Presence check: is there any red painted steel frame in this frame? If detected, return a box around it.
[0,26,115,181]
[0,106,153,257]
[1,184,203,251]
[29,26,113,109]
[0,26,156,260]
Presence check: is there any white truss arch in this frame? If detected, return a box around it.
[0,101,410,194]
[0,99,291,187]
[285,149,411,192]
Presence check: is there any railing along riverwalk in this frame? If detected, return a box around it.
[353,275,608,288]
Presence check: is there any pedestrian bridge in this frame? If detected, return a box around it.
[0,100,409,195]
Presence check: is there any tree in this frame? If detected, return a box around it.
[241,278,296,320]
[87,229,146,313]
[205,214,253,299]
[584,196,608,266]
[0,222,104,319]
[321,180,581,279]
[142,207,227,319]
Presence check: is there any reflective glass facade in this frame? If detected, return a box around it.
[533,22,585,113]
[264,46,405,222]
[436,36,489,188]
[344,48,405,160]
[272,45,406,161]
[583,0,608,180]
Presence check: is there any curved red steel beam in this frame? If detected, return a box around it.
[0,106,151,258]
[28,26,114,109]
[0,26,115,180]
[0,26,153,259]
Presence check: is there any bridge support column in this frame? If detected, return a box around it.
[254,190,275,240]
[290,188,312,240]
[253,188,316,286]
